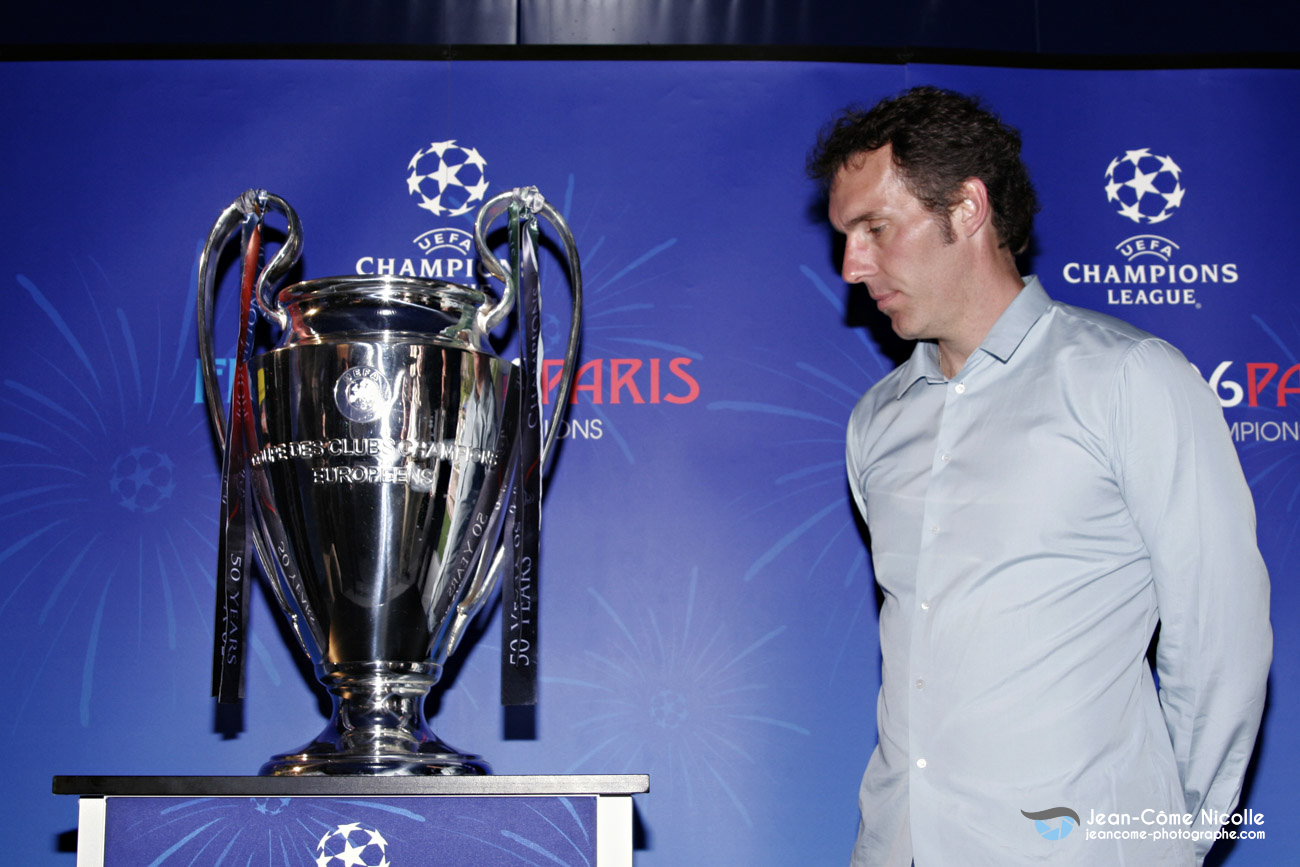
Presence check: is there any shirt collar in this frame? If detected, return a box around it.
[893,275,1052,399]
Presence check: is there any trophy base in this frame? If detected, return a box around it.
[258,661,490,776]
[259,741,490,776]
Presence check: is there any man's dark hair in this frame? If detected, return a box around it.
[807,86,1039,254]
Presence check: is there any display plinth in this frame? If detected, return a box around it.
[55,774,648,866]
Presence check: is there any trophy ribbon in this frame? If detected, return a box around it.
[502,198,544,706]
[212,194,265,703]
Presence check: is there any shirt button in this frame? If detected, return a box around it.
[931,525,940,534]
[915,678,925,689]
[916,758,927,769]
[954,383,966,394]
[921,600,931,611]
[940,453,951,463]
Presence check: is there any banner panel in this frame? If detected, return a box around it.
[103,796,596,865]
[1,58,1295,864]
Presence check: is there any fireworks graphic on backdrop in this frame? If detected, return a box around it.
[547,566,807,829]
[417,171,697,466]
[703,264,885,681]
[0,256,265,730]
[532,176,695,465]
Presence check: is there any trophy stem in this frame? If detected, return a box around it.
[259,661,489,776]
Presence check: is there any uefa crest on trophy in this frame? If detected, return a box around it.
[196,186,581,775]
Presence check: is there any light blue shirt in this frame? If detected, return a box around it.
[846,277,1271,866]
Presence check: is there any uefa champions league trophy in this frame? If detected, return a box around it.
[196,187,580,775]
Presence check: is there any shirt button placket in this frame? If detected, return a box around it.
[912,379,967,785]
[911,376,968,788]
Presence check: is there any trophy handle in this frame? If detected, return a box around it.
[446,188,584,655]
[197,190,301,443]
[473,186,584,463]
[196,190,320,660]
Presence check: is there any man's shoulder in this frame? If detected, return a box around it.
[853,358,914,411]
[1037,292,1204,393]
[846,356,927,447]
[1043,296,1159,349]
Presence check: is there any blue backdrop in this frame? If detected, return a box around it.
[2,59,1296,864]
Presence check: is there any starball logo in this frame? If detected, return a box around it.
[353,140,491,283]
[407,140,489,218]
[1062,147,1239,308]
[1103,149,1185,225]
[317,821,391,866]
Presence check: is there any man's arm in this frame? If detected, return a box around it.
[1112,338,1272,862]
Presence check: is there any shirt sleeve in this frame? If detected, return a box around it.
[1111,338,1272,863]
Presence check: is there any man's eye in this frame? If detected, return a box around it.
[869,224,885,235]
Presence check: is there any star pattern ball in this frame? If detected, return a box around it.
[249,797,291,816]
[316,822,391,867]
[1104,148,1186,225]
[650,688,689,729]
[407,140,490,218]
[108,446,176,513]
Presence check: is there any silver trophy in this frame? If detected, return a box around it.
[197,188,580,775]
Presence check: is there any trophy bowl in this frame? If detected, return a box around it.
[197,189,579,775]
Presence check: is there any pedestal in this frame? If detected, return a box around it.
[54,774,648,866]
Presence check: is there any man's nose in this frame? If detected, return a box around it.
[841,240,877,284]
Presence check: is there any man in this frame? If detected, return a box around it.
[807,86,1271,866]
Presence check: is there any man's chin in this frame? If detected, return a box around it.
[888,318,918,341]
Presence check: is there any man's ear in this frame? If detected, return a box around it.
[952,177,992,239]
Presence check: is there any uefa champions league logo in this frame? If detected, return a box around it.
[1104,148,1185,224]
[407,140,490,218]
[316,822,391,867]
[1067,145,1235,305]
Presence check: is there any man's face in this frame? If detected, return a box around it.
[828,146,966,344]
